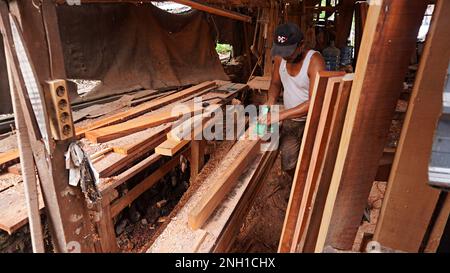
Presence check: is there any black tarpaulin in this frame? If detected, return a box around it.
[57,3,229,101]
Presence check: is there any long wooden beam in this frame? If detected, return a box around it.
[278,71,345,253]
[374,0,450,252]
[113,124,172,155]
[110,150,186,217]
[9,80,45,252]
[85,103,199,143]
[75,81,217,137]
[213,147,279,252]
[335,0,356,48]
[301,75,353,252]
[188,138,261,230]
[0,149,19,170]
[1,1,96,252]
[55,0,252,23]
[424,193,450,253]
[96,131,166,177]
[172,0,251,23]
[290,76,344,252]
[315,0,429,252]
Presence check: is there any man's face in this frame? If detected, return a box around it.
[283,42,305,63]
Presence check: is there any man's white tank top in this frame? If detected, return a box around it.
[279,50,318,121]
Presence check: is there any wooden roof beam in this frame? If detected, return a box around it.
[55,0,252,23]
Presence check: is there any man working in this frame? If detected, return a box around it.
[264,23,326,177]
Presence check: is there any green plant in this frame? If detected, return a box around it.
[216,43,232,55]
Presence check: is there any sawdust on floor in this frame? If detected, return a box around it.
[229,153,292,253]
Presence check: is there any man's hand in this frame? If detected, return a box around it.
[258,112,283,125]
[258,112,271,125]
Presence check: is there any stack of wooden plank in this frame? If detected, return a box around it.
[279,71,354,253]
[155,104,222,157]
[0,81,248,248]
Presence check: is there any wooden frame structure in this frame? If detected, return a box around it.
[374,0,450,252]
[1,0,449,254]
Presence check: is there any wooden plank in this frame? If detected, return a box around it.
[90,147,113,160]
[190,140,206,181]
[248,76,271,91]
[300,75,353,253]
[278,71,345,253]
[85,103,200,143]
[110,151,186,217]
[373,0,450,252]
[112,124,172,155]
[213,147,278,252]
[129,90,177,107]
[168,114,205,142]
[0,149,19,170]
[0,183,45,235]
[374,150,395,182]
[157,108,221,157]
[94,192,118,252]
[147,140,270,253]
[191,229,209,253]
[76,81,217,137]
[167,104,221,142]
[290,76,344,252]
[96,131,166,178]
[7,164,21,175]
[188,138,261,230]
[315,0,429,252]
[98,153,162,195]
[354,2,369,65]
[172,0,252,22]
[424,193,450,253]
[155,138,190,157]
[9,64,44,252]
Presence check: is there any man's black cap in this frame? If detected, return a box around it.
[271,23,304,58]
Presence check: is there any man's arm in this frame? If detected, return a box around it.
[266,56,283,105]
[277,53,326,121]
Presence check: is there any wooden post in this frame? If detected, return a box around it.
[41,0,67,79]
[95,192,119,253]
[354,2,368,66]
[263,2,278,77]
[2,1,96,252]
[0,34,12,114]
[7,57,45,253]
[374,0,450,252]
[335,0,356,48]
[301,76,354,253]
[191,140,206,181]
[424,193,450,253]
[315,0,429,252]
[278,71,345,253]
